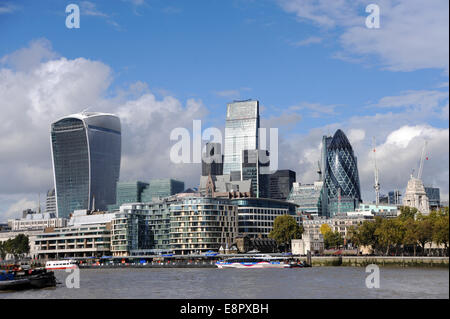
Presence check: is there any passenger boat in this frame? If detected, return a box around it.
[215,256,292,269]
[45,260,78,270]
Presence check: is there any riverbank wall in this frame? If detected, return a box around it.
[75,257,449,269]
[300,256,449,267]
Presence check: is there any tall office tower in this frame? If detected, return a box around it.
[45,188,56,215]
[201,142,224,176]
[241,149,270,198]
[223,100,260,176]
[141,178,185,202]
[424,187,440,210]
[51,112,121,218]
[269,169,296,200]
[320,135,333,216]
[324,129,362,217]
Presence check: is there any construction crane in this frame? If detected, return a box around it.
[417,141,428,180]
[372,137,380,205]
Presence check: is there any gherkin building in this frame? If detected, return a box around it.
[324,129,362,216]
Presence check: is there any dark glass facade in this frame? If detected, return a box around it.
[141,179,185,202]
[241,149,270,198]
[425,187,440,209]
[201,142,223,176]
[51,113,121,218]
[268,169,296,200]
[324,129,362,217]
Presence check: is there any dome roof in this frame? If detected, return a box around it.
[328,129,353,151]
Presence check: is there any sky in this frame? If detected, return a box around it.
[0,0,448,221]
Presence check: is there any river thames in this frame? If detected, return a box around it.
[1,267,448,299]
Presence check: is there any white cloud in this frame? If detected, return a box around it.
[0,39,209,220]
[2,198,38,221]
[278,0,449,73]
[0,3,19,14]
[292,36,323,47]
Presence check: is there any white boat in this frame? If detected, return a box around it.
[215,256,291,269]
[45,260,78,270]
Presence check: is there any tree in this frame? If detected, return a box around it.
[324,231,344,249]
[432,214,449,256]
[0,241,6,260]
[416,214,433,256]
[398,206,418,221]
[320,224,332,236]
[403,218,419,256]
[2,234,30,260]
[269,215,303,251]
[375,218,405,256]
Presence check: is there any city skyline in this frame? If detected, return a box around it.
[0,0,448,221]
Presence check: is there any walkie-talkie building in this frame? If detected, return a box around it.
[50,112,121,218]
[223,100,260,176]
[324,129,362,217]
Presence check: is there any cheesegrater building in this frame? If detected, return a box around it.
[50,112,121,219]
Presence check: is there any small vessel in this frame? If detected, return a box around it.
[45,260,78,270]
[215,256,291,269]
[0,268,57,291]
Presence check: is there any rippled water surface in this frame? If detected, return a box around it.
[1,267,448,299]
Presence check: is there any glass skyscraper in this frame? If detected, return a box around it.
[223,100,260,175]
[201,142,223,177]
[241,149,270,198]
[107,181,149,211]
[51,112,121,218]
[324,129,362,217]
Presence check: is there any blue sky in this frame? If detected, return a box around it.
[0,0,448,220]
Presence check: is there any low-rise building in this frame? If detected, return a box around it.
[291,235,324,255]
[34,210,117,259]
[8,210,67,231]
[231,197,301,239]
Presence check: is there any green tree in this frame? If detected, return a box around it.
[398,206,418,221]
[269,215,303,251]
[416,214,433,256]
[3,234,30,260]
[0,241,6,260]
[402,218,420,256]
[375,218,405,256]
[432,214,449,256]
[323,230,344,249]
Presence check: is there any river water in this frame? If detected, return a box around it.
[1,267,448,299]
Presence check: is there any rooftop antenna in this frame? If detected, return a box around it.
[80,107,90,114]
[372,137,380,205]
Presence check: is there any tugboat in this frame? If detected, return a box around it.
[0,266,57,291]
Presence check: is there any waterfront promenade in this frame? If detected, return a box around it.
[74,256,449,269]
